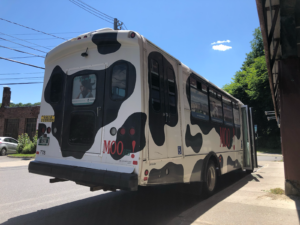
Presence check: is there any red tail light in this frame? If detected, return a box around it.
[145,170,149,176]
[77,37,81,40]
[36,151,39,155]
[133,161,137,165]
[47,127,51,133]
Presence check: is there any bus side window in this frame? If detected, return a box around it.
[209,89,223,123]
[50,73,63,103]
[150,59,161,111]
[190,78,209,121]
[167,68,176,114]
[233,104,240,126]
[223,97,233,126]
[111,63,127,100]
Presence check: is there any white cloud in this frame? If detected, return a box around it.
[10,100,13,102]
[211,40,231,45]
[212,44,232,51]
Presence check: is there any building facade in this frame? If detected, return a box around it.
[0,87,40,139]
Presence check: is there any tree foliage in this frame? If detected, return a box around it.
[0,102,40,107]
[223,28,280,148]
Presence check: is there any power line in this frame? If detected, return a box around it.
[0,38,72,40]
[0,82,43,85]
[0,45,45,58]
[4,31,88,35]
[0,37,47,53]
[0,32,51,50]
[69,0,113,24]
[0,72,43,75]
[76,0,114,20]
[0,57,45,69]
[0,18,67,40]
[1,77,43,80]
[3,46,55,49]
[4,56,39,59]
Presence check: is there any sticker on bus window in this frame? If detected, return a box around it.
[178,146,182,155]
[41,115,55,122]
[72,74,96,106]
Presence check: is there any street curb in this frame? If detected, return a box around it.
[7,155,35,159]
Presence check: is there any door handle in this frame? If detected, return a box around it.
[97,107,102,116]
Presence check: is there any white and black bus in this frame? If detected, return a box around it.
[29,28,257,195]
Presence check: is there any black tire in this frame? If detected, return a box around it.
[202,160,217,197]
[246,169,253,174]
[1,148,7,156]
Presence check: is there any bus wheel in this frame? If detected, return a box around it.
[203,160,217,196]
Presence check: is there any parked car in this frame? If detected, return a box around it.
[0,137,18,156]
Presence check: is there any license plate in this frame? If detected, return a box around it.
[38,137,50,146]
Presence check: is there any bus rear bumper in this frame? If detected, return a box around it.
[28,161,138,191]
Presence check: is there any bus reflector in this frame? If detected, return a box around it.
[130,32,136,38]
[144,177,148,181]
[77,37,81,40]
[36,151,39,154]
[84,35,87,38]
[145,170,149,176]
[133,161,137,165]
[131,154,135,158]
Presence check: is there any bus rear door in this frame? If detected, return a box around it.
[61,64,106,157]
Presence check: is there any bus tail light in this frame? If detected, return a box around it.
[133,161,137,165]
[47,127,51,133]
[145,170,149,176]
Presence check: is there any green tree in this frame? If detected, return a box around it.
[223,28,280,149]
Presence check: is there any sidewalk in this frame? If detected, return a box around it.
[0,158,32,168]
[169,161,300,225]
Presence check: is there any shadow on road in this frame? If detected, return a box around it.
[3,170,254,225]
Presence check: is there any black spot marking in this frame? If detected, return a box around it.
[227,156,241,171]
[190,159,203,182]
[92,32,121,55]
[148,162,183,184]
[148,52,178,146]
[44,60,136,159]
[185,124,203,153]
[38,123,47,138]
[111,112,147,160]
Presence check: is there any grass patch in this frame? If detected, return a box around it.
[257,147,282,154]
[8,154,35,158]
[269,188,285,195]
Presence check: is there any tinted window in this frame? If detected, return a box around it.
[233,104,240,126]
[209,89,223,123]
[190,78,209,120]
[50,73,63,103]
[167,68,176,114]
[223,97,233,125]
[4,138,10,142]
[69,112,95,145]
[111,63,127,100]
[150,59,161,111]
[10,138,18,144]
[72,74,97,106]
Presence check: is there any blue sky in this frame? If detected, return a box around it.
[0,0,259,104]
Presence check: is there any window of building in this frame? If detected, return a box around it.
[4,119,19,139]
[150,59,161,111]
[111,63,127,100]
[190,77,209,120]
[25,118,37,139]
[223,97,233,126]
[50,73,63,103]
[72,74,97,106]
[209,89,223,123]
[167,68,176,114]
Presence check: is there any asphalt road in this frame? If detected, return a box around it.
[0,155,275,225]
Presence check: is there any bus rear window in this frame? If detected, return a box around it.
[111,63,127,100]
[69,112,95,145]
[50,73,63,103]
[72,74,96,106]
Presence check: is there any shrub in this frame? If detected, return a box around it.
[17,131,38,154]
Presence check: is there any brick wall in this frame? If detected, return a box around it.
[0,106,40,137]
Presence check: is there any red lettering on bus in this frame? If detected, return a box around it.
[111,141,117,154]
[117,141,124,155]
[132,140,136,153]
[103,140,111,153]
[226,129,230,148]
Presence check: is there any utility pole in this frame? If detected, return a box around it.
[114,18,123,30]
